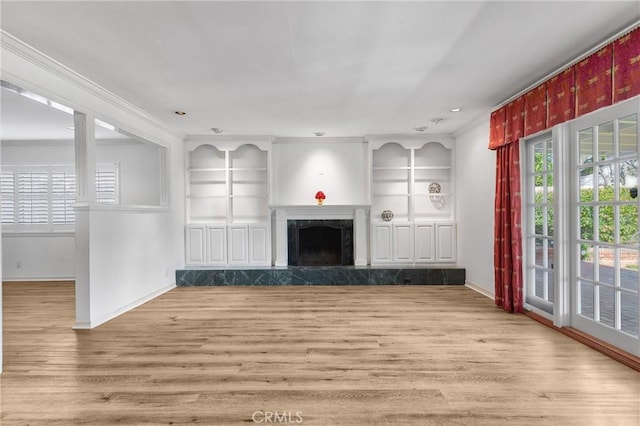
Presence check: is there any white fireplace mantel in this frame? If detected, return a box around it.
[270,205,370,266]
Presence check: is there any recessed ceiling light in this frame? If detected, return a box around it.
[314,132,324,137]
[211,127,223,134]
[174,110,186,116]
[414,126,427,132]
[450,107,462,112]
[430,118,445,124]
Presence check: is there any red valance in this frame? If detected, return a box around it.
[547,68,575,127]
[524,83,547,136]
[504,96,524,145]
[489,107,506,150]
[489,25,639,149]
[613,27,640,103]
[576,45,613,117]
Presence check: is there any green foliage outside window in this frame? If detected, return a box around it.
[534,187,638,247]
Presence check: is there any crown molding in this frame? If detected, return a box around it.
[0,30,183,146]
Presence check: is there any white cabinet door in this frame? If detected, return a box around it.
[185,225,206,265]
[371,224,392,263]
[249,224,270,265]
[228,225,249,265]
[436,223,456,262]
[393,223,414,262]
[206,226,226,265]
[415,223,436,262]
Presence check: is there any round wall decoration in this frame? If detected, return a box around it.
[428,182,442,194]
[381,210,394,222]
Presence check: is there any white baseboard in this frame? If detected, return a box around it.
[465,280,494,299]
[72,282,176,330]
[2,276,75,282]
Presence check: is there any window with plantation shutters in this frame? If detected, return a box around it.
[0,164,119,230]
[96,168,119,205]
[18,171,49,224]
[1,171,15,225]
[51,171,76,224]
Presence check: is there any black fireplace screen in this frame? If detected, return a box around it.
[287,220,354,266]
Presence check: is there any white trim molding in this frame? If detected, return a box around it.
[72,282,176,329]
[465,280,494,300]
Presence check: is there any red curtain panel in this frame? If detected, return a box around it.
[613,27,640,103]
[494,141,523,313]
[524,83,547,136]
[489,106,506,150]
[547,67,576,127]
[576,45,613,117]
[504,96,524,144]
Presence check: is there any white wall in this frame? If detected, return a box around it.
[272,138,367,206]
[2,234,75,280]
[86,209,180,326]
[96,139,164,206]
[455,120,496,295]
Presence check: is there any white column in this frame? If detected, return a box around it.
[73,111,96,329]
[0,137,3,372]
[274,208,288,266]
[74,112,96,204]
[354,207,368,266]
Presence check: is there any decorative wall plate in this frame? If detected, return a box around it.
[381,210,394,222]
[428,182,441,194]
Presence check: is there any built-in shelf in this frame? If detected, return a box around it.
[188,167,226,172]
[187,194,227,199]
[369,139,455,265]
[372,166,411,171]
[230,167,267,172]
[185,141,272,267]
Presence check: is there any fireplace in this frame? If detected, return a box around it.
[288,220,354,266]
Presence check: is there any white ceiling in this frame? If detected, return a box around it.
[1,1,639,140]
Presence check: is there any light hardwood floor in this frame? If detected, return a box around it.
[1,282,639,425]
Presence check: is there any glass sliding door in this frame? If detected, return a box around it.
[571,101,639,356]
[524,133,555,315]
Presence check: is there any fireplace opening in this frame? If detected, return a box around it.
[288,220,353,266]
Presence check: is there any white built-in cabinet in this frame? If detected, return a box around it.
[369,137,456,264]
[185,138,272,266]
[183,135,456,266]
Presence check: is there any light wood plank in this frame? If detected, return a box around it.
[2,282,638,425]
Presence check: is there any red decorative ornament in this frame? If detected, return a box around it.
[315,191,326,205]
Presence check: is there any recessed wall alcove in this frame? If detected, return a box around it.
[287,220,354,266]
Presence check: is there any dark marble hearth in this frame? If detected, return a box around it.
[176,266,465,286]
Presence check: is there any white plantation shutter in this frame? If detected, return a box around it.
[1,164,119,230]
[51,171,76,224]
[96,167,118,205]
[18,171,49,224]
[1,171,16,224]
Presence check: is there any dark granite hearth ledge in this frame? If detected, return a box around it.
[176,266,465,286]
